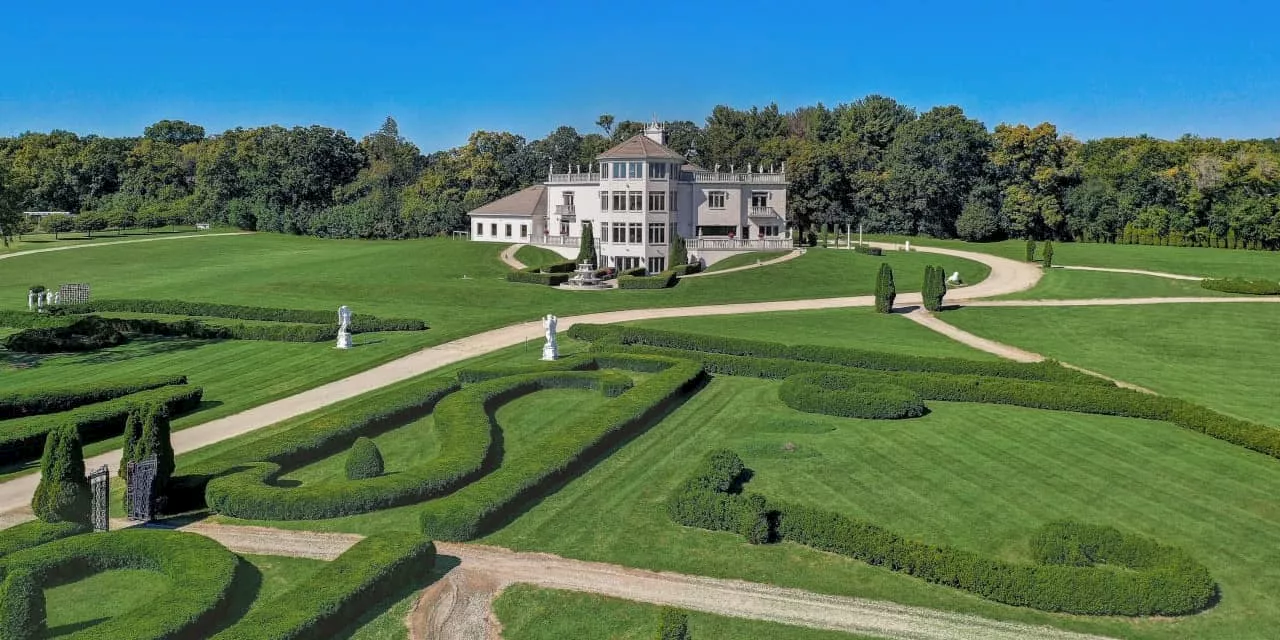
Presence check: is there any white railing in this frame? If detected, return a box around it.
[689,238,793,251]
[682,171,787,184]
[554,205,576,220]
[547,173,601,183]
[748,206,778,218]
[531,235,579,247]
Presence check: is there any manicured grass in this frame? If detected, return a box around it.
[702,250,789,272]
[514,244,569,269]
[0,227,219,255]
[626,307,997,359]
[944,303,1280,424]
[239,553,329,615]
[485,374,1280,639]
[493,584,875,640]
[994,268,1236,300]
[43,569,173,637]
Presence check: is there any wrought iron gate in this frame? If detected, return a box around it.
[87,464,109,532]
[126,455,158,522]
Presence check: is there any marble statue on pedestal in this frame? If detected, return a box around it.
[336,305,353,349]
[541,314,559,361]
[28,290,35,311]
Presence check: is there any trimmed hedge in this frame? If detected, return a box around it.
[0,520,88,559]
[0,375,186,420]
[853,245,883,256]
[569,324,1104,385]
[204,371,633,520]
[1201,277,1280,295]
[51,299,426,333]
[5,315,341,350]
[345,437,385,480]
[420,356,704,540]
[0,311,74,330]
[0,384,203,463]
[211,533,436,640]
[3,316,126,353]
[618,270,679,289]
[0,529,241,639]
[670,263,702,276]
[506,260,577,286]
[669,451,1215,616]
[779,374,926,419]
[620,265,647,277]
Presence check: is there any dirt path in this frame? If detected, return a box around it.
[1055,265,1203,281]
[0,231,253,262]
[114,520,1112,640]
[680,248,805,277]
[498,244,526,270]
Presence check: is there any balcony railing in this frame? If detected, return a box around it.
[554,204,576,221]
[748,206,779,218]
[530,234,579,247]
[681,171,787,184]
[689,238,793,251]
[547,172,601,183]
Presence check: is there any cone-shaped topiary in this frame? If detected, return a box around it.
[118,408,143,480]
[874,263,896,313]
[1025,239,1037,262]
[0,570,45,640]
[345,436,386,480]
[670,234,688,268]
[656,607,691,640]
[1042,240,1055,268]
[135,403,175,496]
[922,265,948,312]
[577,222,597,267]
[31,425,90,524]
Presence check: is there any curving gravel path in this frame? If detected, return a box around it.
[1054,265,1203,281]
[498,244,527,270]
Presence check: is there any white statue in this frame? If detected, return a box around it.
[36,291,45,312]
[904,240,911,252]
[27,290,35,311]
[52,290,60,305]
[336,305,353,350]
[948,271,963,285]
[541,314,559,361]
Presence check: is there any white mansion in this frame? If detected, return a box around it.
[468,120,791,270]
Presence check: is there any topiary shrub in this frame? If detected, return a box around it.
[345,437,385,480]
[853,245,882,256]
[670,234,688,268]
[31,426,91,525]
[119,407,143,481]
[0,570,44,640]
[1025,239,1037,262]
[656,607,691,640]
[1042,240,1055,268]
[135,403,176,501]
[874,263,895,313]
[921,265,947,312]
[779,373,926,420]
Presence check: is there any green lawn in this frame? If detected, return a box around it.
[484,374,1280,640]
[943,303,1280,424]
[514,244,568,269]
[0,227,220,255]
[994,268,1234,300]
[493,584,875,640]
[702,250,789,272]
[627,307,996,359]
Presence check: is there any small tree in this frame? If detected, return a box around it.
[119,408,144,480]
[922,265,948,312]
[670,234,688,268]
[577,221,597,267]
[874,263,896,313]
[1024,239,1037,262]
[656,607,691,640]
[1042,240,1055,268]
[74,211,109,238]
[345,437,385,480]
[135,404,175,498]
[31,425,90,524]
[43,214,75,239]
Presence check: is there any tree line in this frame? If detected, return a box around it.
[1,96,1278,248]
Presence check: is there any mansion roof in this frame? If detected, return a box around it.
[468,184,546,217]
[597,134,687,161]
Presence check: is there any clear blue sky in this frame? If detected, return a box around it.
[2,0,1276,151]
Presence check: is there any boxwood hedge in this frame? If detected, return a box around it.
[420,355,704,540]
[779,374,926,419]
[0,384,203,463]
[669,451,1215,616]
[51,299,426,332]
[0,520,88,559]
[0,375,186,420]
[204,371,633,520]
[569,324,1103,385]
[506,260,577,286]
[0,528,241,639]
[617,270,679,289]
[210,532,436,640]
[0,311,74,330]
[1201,277,1280,295]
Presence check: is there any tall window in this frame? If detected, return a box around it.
[475,222,483,236]
[751,192,768,207]
[649,162,667,179]
[599,162,609,178]
[601,222,609,240]
[628,162,643,178]
[612,191,626,211]
[629,191,643,211]
[563,192,575,206]
[628,223,643,243]
[708,192,726,209]
[759,225,779,237]
[611,224,626,243]
[504,224,512,237]
[520,224,528,238]
[670,190,677,211]
[647,257,666,273]
[490,223,498,236]
[612,163,626,179]
[647,222,666,244]
[600,191,609,211]
[648,191,666,211]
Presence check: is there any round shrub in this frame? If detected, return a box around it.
[345,437,385,480]
[779,373,926,419]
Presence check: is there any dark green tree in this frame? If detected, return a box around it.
[922,265,948,311]
[874,263,896,313]
[119,408,143,480]
[345,437,385,480]
[656,607,691,640]
[577,221,597,267]
[670,233,688,268]
[1042,240,1055,268]
[135,404,175,497]
[43,213,75,239]
[31,425,90,524]
[1024,239,1037,262]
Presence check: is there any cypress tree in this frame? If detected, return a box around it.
[1024,239,1037,262]
[135,404,175,496]
[923,265,947,312]
[118,408,143,480]
[576,222,597,267]
[670,234,688,268]
[31,425,90,524]
[874,263,896,313]
[1042,240,1055,268]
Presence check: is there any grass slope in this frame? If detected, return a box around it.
[485,375,1280,640]
[513,244,568,269]
[994,268,1234,300]
[702,250,789,272]
[0,227,217,255]
[944,303,1280,423]
[494,584,874,640]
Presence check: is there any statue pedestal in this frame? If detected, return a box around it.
[336,331,353,350]
[541,341,558,361]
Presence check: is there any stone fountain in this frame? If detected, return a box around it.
[559,260,610,290]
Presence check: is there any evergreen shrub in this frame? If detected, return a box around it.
[874,263,895,313]
[52,299,425,332]
[31,426,91,525]
[1201,278,1280,295]
[0,375,185,420]
[779,373,926,419]
[345,437,385,480]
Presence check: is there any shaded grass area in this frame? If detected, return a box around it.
[0,227,218,255]
[484,374,1280,639]
[514,244,569,269]
[994,268,1235,300]
[702,250,789,272]
[626,307,996,359]
[493,584,875,640]
[944,303,1280,424]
